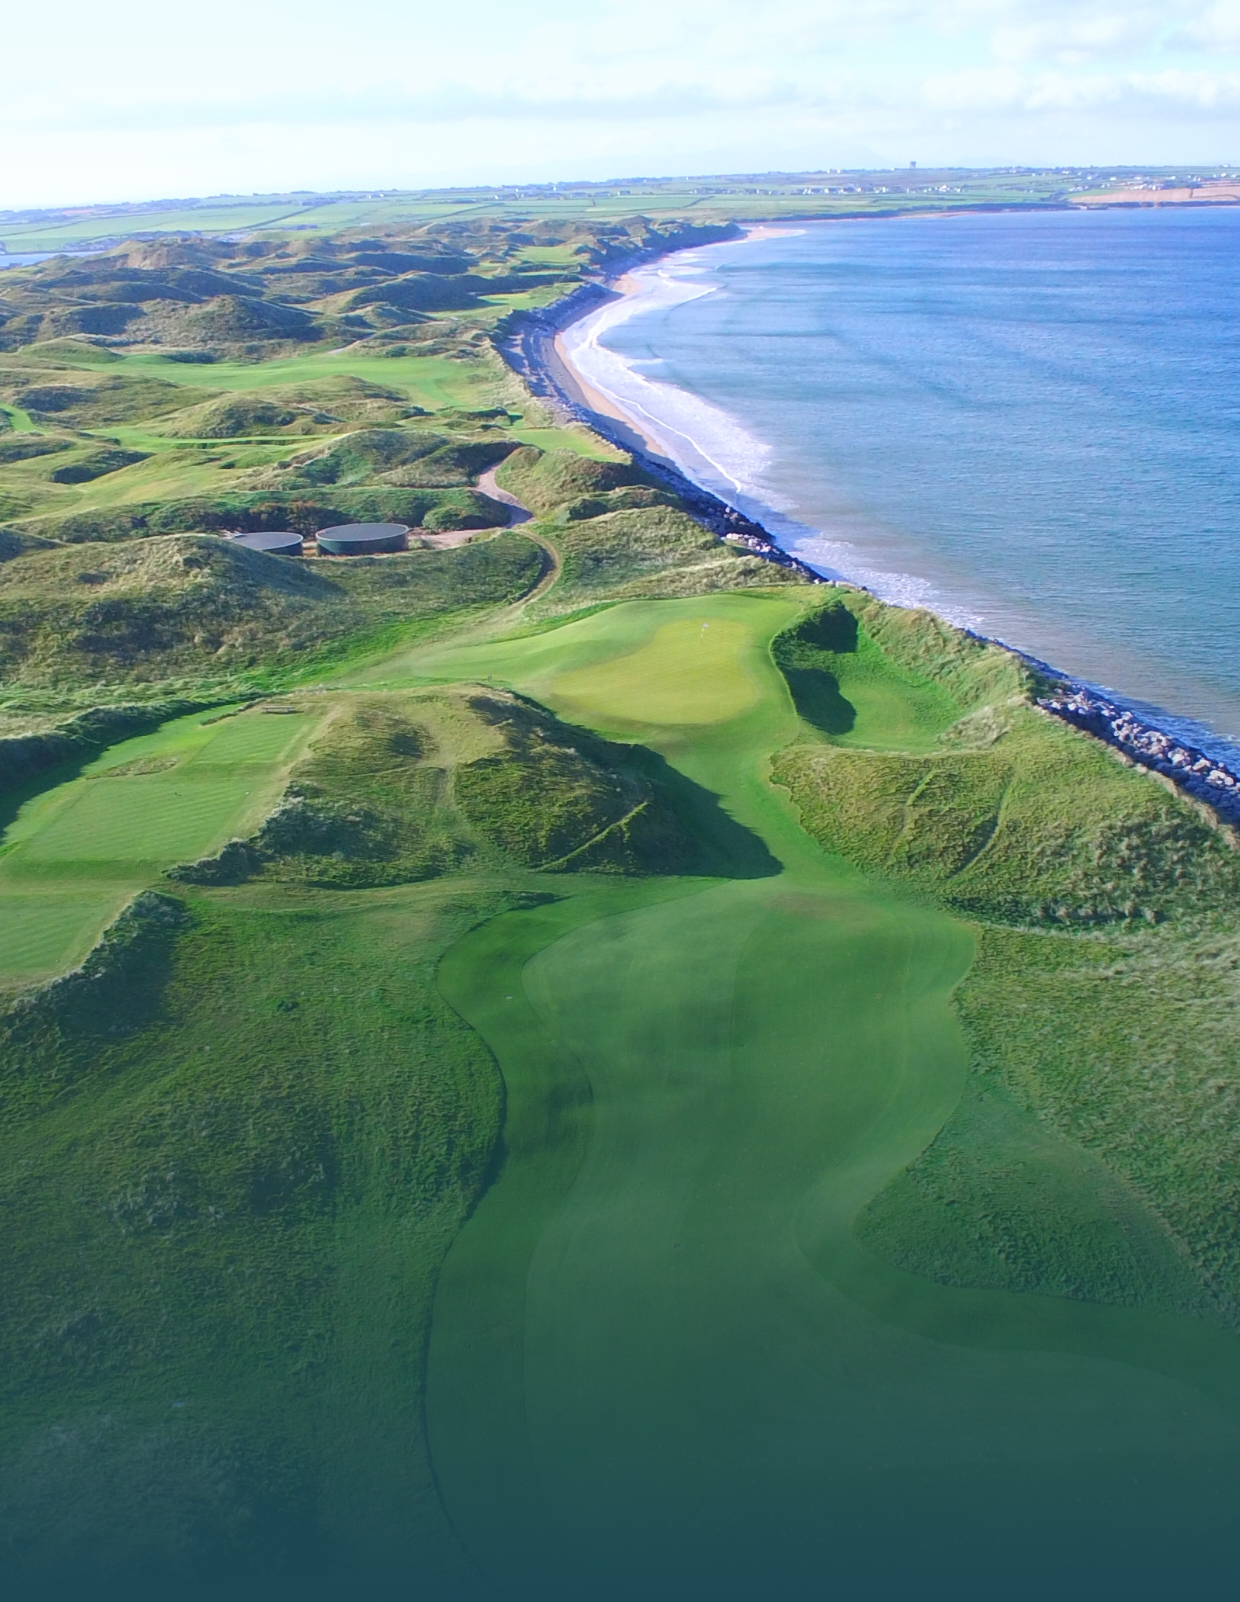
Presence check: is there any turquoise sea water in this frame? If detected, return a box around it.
[566,210,1240,759]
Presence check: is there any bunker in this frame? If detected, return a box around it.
[228,531,304,556]
[316,522,409,556]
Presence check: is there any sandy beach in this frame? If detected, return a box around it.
[553,228,797,465]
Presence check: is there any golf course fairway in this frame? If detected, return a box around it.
[405,593,1240,1599]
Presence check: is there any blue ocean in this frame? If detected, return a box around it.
[565,210,1240,760]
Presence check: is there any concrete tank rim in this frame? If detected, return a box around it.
[226,530,305,552]
[314,521,410,540]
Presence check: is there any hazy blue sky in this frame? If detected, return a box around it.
[4,0,1240,207]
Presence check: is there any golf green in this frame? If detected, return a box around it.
[418,593,1240,1598]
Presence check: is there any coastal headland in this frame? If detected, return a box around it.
[1,201,1239,1598]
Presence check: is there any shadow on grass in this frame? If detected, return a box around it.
[771,600,859,738]
[781,668,857,737]
[635,748,782,880]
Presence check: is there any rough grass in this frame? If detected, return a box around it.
[531,504,804,616]
[20,485,511,545]
[771,594,1240,926]
[770,589,1240,1327]
[0,531,544,693]
[156,379,415,439]
[0,371,201,427]
[173,686,747,890]
[0,882,505,1597]
[494,444,654,515]
[923,921,1240,1327]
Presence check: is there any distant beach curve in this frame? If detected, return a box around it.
[514,215,1240,823]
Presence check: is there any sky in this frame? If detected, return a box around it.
[3,0,1240,208]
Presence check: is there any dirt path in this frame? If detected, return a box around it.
[475,466,533,525]
[473,465,561,602]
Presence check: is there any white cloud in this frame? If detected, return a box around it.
[1,0,1240,206]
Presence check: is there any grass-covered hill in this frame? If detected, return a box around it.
[770,593,1240,926]
[0,214,729,552]
[171,686,738,890]
[0,530,544,695]
[0,216,729,363]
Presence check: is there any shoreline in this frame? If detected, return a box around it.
[496,230,1240,831]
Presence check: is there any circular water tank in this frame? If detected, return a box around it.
[228,531,304,556]
[316,522,408,556]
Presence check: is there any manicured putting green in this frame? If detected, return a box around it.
[423,591,1240,1599]
[552,616,761,726]
[0,705,320,985]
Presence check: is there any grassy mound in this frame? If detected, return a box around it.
[157,379,412,439]
[771,594,1240,925]
[451,690,717,874]
[0,437,72,466]
[48,448,150,485]
[535,504,804,614]
[24,485,509,544]
[769,590,1240,1327]
[344,272,483,314]
[494,445,652,514]
[0,372,200,427]
[175,295,320,344]
[174,686,742,889]
[855,919,1240,1327]
[0,531,543,690]
[276,430,515,492]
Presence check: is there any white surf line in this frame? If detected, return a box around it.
[558,245,975,622]
[557,238,1240,775]
[559,256,775,501]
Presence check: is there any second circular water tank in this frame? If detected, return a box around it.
[316,522,408,555]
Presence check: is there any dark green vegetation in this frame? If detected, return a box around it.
[0,882,507,1597]
[0,531,542,695]
[4,210,1240,1602]
[772,593,1240,926]
[172,687,740,889]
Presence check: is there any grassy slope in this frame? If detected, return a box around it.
[769,591,1240,1331]
[0,592,792,1599]
[8,564,1240,1596]
[411,591,1240,1600]
[0,880,504,1598]
[0,530,544,706]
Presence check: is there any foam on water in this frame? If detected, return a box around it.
[562,254,777,504]
[560,211,1240,766]
[563,240,977,625]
